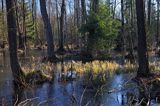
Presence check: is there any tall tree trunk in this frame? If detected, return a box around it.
[121,0,124,28]
[55,0,60,47]
[136,0,150,77]
[33,0,42,46]
[121,0,125,47]
[22,0,26,49]
[121,0,125,63]
[148,0,151,26]
[6,0,24,83]
[75,0,80,27]
[92,0,99,13]
[112,0,117,19]
[81,0,86,24]
[115,0,125,52]
[40,0,56,59]
[74,0,80,48]
[129,0,134,57]
[58,0,66,52]
[14,0,25,49]
[1,0,5,48]
[48,0,51,20]
[81,0,87,49]
[156,0,159,47]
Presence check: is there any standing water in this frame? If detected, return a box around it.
[0,50,159,106]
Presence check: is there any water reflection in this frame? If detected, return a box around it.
[0,50,160,106]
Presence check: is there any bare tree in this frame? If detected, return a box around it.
[156,0,159,47]
[136,0,150,77]
[58,0,66,53]
[81,0,86,24]
[6,0,24,84]
[40,0,57,60]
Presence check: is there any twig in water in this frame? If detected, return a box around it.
[80,87,86,106]
[14,94,19,106]
[136,98,144,106]
[18,97,39,106]
[85,100,91,106]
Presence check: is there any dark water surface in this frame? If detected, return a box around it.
[0,50,159,106]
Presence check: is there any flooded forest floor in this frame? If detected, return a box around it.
[0,49,160,106]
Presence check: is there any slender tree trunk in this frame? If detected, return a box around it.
[14,0,25,49]
[48,0,51,20]
[32,0,34,21]
[121,0,126,64]
[130,0,134,57]
[55,0,60,47]
[22,0,26,49]
[112,0,117,19]
[33,0,42,46]
[81,0,86,24]
[115,0,125,52]
[58,0,66,52]
[136,0,150,77]
[1,0,5,48]
[148,0,151,26]
[92,0,99,13]
[121,0,124,28]
[75,0,80,28]
[40,0,56,59]
[74,0,81,48]
[6,0,24,83]
[121,0,124,45]
[156,0,159,47]
[81,0,87,49]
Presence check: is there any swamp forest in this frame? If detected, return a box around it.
[0,0,160,105]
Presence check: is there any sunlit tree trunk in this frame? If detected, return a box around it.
[136,0,150,77]
[6,0,24,84]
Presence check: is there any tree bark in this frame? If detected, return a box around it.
[55,0,60,48]
[156,0,159,46]
[1,0,4,46]
[14,0,25,49]
[40,0,55,59]
[136,0,150,77]
[148,0,151,26]
[22,0,26,49]
[92,0,99,13]
[121,0,125,63]
[6,0,24,83]
[58,0,66,52]
[81,0,86,24]
[112,0,117,19]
